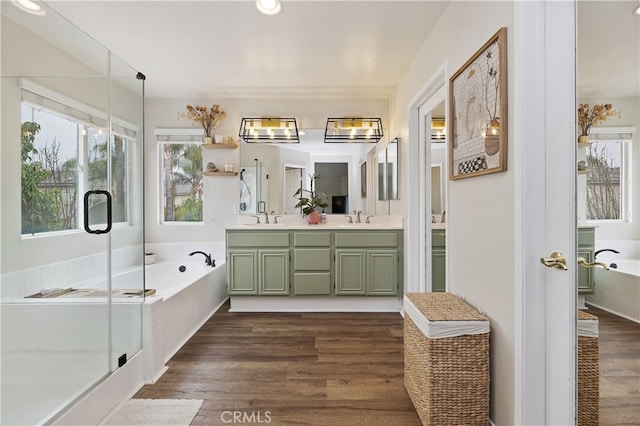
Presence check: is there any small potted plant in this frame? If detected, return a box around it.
[178,104,227,144]
[577,103,620,144]
[293,174,329,224]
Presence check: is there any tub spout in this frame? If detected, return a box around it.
[189,251,212,266]
[594,248,620,259]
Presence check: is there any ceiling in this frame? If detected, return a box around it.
[10,1,639,101]
[45,0,450,99]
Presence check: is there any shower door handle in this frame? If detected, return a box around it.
[83,190,112,234]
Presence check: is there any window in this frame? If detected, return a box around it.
[20,80,137,236]
[157,131,203,223]
[586,138,631,222]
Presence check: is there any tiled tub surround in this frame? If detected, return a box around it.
[0,243,227,424]
[586,240,640,323]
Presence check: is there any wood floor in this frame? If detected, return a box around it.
[134,301,639,425]
[586,305,640,425]
[134,300,422,425]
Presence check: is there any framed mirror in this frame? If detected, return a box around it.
[387,138,399,200]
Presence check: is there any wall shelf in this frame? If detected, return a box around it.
[204,171,238,176]
[203,143,238,149]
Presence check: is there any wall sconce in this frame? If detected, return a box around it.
[324,117,383,143]
[431,118,446,142]
[239,117,300,143]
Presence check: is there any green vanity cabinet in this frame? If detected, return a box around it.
[293,232,332,295]
[432,229,446,292]
[334,232,400,296]
[226,231,291,295]
[578,226,595,294]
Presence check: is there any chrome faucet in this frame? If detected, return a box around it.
[189,251,215,267]
[344,215,353,223]
[264,210,274,224]
[273,215,282,224]
[251,215,261,224]
[353,210,362,223]
[366,215,374,223]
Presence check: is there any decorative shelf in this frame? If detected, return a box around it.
[202,143,238,149]
[577,142,592,148]
[204,171,238,177]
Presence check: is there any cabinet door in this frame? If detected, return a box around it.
[432,248,446,292]
[367,250,398,295]
[227,249,258,295]
[577,249,594,294]
[335,249,366,295]
[259,249,290,295]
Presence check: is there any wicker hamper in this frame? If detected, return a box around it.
[404,293,490,426]
[577,310,599,426]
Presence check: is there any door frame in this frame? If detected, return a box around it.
[406,64,447,294]
[514,1,577,424]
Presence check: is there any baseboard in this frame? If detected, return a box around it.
[229,296,403,312]
[585,302,640,324]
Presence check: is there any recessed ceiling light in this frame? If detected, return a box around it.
[11,0,46,16]
[256,0,281,16]
[634,5,640,15]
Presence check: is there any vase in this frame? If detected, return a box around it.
[306,211,320,225]
[203,136,213,145]
[578,135,590,144]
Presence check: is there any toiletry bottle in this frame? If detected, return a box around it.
[320,209,327,224]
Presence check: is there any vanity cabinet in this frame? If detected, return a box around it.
[226,232,290,295]
[578,226,595,294]
[334,232,399,296]
[293,232,332,295]
[432,229,446,292]
[226,228,402,297]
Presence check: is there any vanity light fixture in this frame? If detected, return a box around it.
[239,117,299,143]
[11,0,46,15]
[256,0,281,15]
[324,117,383,143]
[431,118,446,142]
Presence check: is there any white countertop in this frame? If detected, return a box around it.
[226,223,403,230]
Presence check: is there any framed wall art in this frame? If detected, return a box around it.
[449,27,508,180]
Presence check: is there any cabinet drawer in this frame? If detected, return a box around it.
[577,227,595,247]
[294,248,331,271]
[431,230,446,247]
[227,232,290,247]
[294,232,331,247]
[334,232,398,247]
[294,272,331,295]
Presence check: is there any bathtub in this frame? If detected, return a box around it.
[0,258,227,425]
[143,260,227,383]
[586,240,640,323]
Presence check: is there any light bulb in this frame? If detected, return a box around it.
[256,0,281,15]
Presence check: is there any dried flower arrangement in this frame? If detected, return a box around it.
[178,104,227,137]
[577,103,620,137]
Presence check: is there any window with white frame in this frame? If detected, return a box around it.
[586,137,632,222]
[156,130,203,223]
[20,81,137,236]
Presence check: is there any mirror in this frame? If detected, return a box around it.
[240,129,371,214]
[377,138,399,201]
[239,159,269,215]
[431,101,447,220]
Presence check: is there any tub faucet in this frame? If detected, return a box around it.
[594,248,620,259]
[189,251,213,266]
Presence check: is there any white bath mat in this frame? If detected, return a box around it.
[102,399,203,426]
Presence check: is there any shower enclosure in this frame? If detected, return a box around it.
[1,2,145,424]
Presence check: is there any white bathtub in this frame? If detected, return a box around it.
[586,240,640,323]
[143,260,227,383]
[0,258,227,425]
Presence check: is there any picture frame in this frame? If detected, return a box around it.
[449,27,508,180]
[361,161,367,198]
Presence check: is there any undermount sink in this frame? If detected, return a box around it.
[336,223,383,228]
[240,222,287,227]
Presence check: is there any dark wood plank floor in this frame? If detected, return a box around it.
[586,305,640,425]
[135,300,422,425]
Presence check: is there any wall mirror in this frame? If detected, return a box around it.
[377,138,400,201]
[239,129,370,215]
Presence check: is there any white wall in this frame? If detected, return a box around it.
[144,98,387,243]
[393,2,515,424]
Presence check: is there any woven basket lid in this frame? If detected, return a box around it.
[406,292,488,322]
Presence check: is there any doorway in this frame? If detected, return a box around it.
[314,162,349,214]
